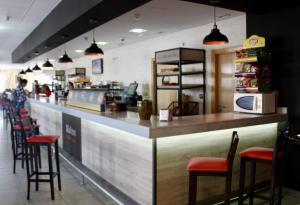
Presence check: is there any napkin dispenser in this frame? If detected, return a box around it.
[159,109,173,121]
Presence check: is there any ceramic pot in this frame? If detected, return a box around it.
[137,100,152,120]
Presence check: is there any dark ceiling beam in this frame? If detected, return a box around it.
[12,0,150,63]
[182,0,300,14]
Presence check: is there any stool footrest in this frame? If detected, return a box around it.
[29,179,52,183]
[29,172,58,178]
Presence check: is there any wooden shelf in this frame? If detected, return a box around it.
[236,87,259,93]
[157,71,204,77]
[157,84,204,90]
[234,72,256,78]
[156,60,205,65]
[235,57,257,63]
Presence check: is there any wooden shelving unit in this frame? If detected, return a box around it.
[155,47,206,116]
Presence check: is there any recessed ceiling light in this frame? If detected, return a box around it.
[129,28,147,34]
[75,49,84,53]
[48,59,55,62]
[96,41,108,45]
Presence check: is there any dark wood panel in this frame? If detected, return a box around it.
[247,5,300,191]
[12,0,150,63]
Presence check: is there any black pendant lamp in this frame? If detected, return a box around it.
[32,64,41,71]
[59,51,73,63]
[19,70,26,75]
[85,30,104,56]
[203,6,229,45]
[43,58,54,67]
[25,67,33,73]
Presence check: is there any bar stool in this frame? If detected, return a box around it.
[25,135,61,200]
[8,113,40,173]
[187,131,239,205]
[238,129,289,205]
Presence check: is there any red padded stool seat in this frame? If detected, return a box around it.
[187,157,228,173]
[13,124,40,131]
[240,147,273,161]
[21,114,29,118]
[27,135,59,144]
[13,124,22,130]
[19,108,28,114]
[187,131,239,205]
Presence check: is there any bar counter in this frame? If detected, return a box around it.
[29,98,287,205]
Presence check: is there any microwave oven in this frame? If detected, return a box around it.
[233,92,276,114]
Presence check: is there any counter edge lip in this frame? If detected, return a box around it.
[29,99,288,139]
[29,99,151,138]
[149,113,288,138]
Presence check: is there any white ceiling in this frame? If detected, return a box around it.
[47,0,244,61]
[0,0,61,65]
[0,0,244,69]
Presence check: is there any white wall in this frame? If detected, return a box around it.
[0,69,54,92]
[66,15,246,112]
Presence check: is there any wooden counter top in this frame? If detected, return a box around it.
[29,98,288,138]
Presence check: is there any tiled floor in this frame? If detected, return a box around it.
[1,116,300,205]
[0,117,118,205]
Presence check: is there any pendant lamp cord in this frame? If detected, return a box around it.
[214,6,216,26]
[92,30,95,43]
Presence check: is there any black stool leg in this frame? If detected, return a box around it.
[48,144,55,200]
[38,146,42,169]
[249,161,256,205]
[10,128,14,150]
[12,132,16,174]
[270,164,277,205]
[34,145,39,191]
[30,146,34,173]
[55,141,61,191]
[21,136,25,169]
[25,143,31,200]
[225,175,232,205]
[278,161,283,205]
[238,158,246,205]
[188,173,197,205]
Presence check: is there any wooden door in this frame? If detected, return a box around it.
[217,52,236,113]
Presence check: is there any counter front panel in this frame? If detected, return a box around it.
[29,98,287,205]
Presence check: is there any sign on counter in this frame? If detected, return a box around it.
[62,113,82,162]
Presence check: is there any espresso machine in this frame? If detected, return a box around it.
[121,83,142,107]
